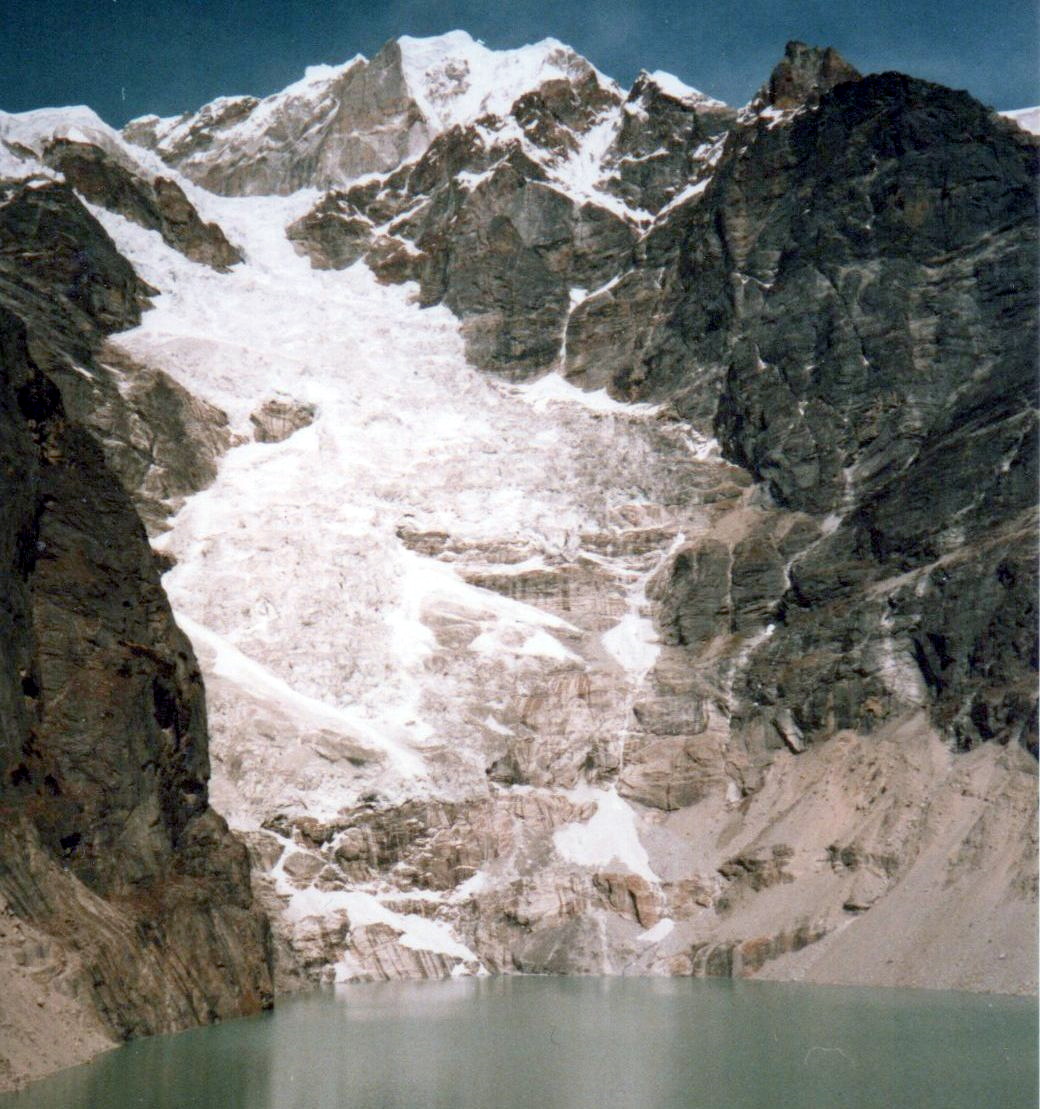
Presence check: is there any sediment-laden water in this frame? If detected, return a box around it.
[3,977,1037,1108]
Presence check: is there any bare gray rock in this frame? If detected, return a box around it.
[250,397,317,443]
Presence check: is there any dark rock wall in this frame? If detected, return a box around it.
[0,183,272,1049]
[604,74,735,214]
[711,74,1037,515]
[603,67,1038,756]
[0,179,151,359]
[0,180,233,531]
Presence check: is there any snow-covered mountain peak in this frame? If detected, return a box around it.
[397,30,619,132]
[116,33,630,197]
[637,70,728,109]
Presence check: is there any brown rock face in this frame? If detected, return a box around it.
[0,180,234,533]
[289,128,637,378]
[43,139,242,270]
[250,397,317,443]
[763,42,861,109]
[512,72,620,155]
[0,190,271,1089]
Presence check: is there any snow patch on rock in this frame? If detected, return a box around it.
[554,786,658,882]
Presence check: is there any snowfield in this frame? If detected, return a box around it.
[88,185,693,838]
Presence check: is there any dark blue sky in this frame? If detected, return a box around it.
[3,0,1038,126]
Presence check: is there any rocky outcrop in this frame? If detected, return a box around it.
[289,130,637,376]
[0,184,271,1090]
[0,178,151,357]
[419,166,635,376]
[759,41,861,109]
[602,71,735,213]
[0,179,234,532]
[79,345,236,532]
[249,396,317,443]
[712,75,1038,754]
[42,139,242,270]
[562,56,1039,756]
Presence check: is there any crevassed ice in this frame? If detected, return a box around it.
[90,183,684,819]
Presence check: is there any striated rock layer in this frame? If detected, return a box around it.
[0,179,271,1092]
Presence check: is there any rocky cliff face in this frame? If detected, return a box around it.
[0,33,1036,1087]
[0,176,271,1091]
[281,42,1038,757]
[280,66,733,378]
[563,56,1039,758]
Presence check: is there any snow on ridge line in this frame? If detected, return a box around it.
[0,105,127,164]
[280,55,367,98]
[119,31,622,169]
[1,105,224,209]
[642,70,728,108]
[1001,106,1040,135]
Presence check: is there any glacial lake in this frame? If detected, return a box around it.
[3,977,1037,1108]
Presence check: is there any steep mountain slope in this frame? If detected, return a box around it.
[0,177,272,1090]
[124,32,624,197]
[0,33,1036,1086]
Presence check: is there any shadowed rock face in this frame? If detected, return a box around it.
[423,167,636,376]
[603,72,735,213]
[559,67,1039,755]
[0,180,234,532]
[0,184,271,1086]
[712,76,1039,754]
[763,41,862,109]
[0,179,151,356]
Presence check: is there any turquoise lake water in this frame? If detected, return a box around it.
[3,976,1037,1108]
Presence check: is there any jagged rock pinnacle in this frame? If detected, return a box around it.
[763,41,861,108]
